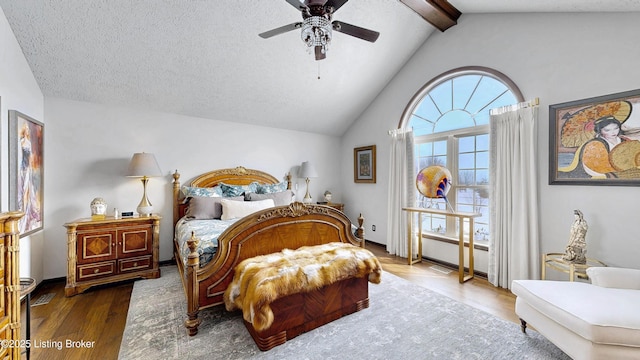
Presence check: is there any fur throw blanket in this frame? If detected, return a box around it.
[223,242,382,332]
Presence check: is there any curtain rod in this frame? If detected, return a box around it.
[490,97,539,116]
[388,128,413,135]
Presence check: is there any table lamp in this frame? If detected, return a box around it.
[298,161,318,204]
[127,152,162,216]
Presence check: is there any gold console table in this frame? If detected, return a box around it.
[402,207,481,283]
[542,253,607,281]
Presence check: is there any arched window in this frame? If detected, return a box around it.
[400,67,523,247]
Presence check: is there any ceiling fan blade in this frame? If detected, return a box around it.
[315,46,326,61]
[332,21,380,42]
[259,22,303,39]
[285,0,309,12]
[325,0,349,12]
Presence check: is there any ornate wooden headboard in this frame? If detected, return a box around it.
[172,166,292,226]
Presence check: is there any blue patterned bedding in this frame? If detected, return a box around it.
[175,217,239,267]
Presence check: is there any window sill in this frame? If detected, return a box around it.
[421,233,488,251]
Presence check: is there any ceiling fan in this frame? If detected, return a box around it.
[259,0,380,61]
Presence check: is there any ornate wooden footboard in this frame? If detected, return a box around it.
[246,276,369,351]
[172,167,366,336]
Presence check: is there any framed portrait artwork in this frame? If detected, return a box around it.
[549,89,640,186]
[9,110,44,236]
[354,145,376,183]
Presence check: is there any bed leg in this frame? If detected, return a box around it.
[520,318,527,333]
[185,232,201,336]
[185,310,200,336]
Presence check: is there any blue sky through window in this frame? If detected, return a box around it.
[410,75,517,135]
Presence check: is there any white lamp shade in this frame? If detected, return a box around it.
[127,153,162,177]
[298,161,318,178]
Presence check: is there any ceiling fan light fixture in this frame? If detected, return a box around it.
[259,1,379,61]
[301,16,331,54]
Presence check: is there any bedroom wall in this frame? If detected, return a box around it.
[341,12,640,274]
[43,97,343,279]
[0,7,45,282]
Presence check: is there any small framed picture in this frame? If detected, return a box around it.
[354,145,376,183]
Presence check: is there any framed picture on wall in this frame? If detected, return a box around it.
[354,145,376,183]
[549,88,640,186]
[9,110,44,236]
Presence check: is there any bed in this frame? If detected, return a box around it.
[172,166,367,337]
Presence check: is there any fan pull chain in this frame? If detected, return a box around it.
[317,62,321,80]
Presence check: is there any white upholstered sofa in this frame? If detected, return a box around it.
[512,267,640,360]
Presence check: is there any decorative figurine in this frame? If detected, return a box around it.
[562,209,588,264]
[91,197,107,220]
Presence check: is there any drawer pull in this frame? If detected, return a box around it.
[94,269,99,274]
[133,262,138,267]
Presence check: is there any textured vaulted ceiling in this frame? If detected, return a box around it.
[2,1,640,136]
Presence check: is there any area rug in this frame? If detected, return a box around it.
[119,265,569,359]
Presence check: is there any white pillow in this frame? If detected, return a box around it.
[220,199,275,220]
[587,267,640,290]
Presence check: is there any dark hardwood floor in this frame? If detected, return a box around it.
[20,243,516,360]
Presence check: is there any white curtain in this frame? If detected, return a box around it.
[488,105,540,288]
[387,128,415,258]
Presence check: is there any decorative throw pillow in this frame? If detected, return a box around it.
[220,198,275,220]
[246,190,294,207]
[181,185,222,198]
[185,196,243,219]
[219,182,259,197]
[587,267,640,290]
[256,181,288,194]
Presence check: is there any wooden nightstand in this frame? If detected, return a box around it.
[64,215,161,296]
[317,202,344,212]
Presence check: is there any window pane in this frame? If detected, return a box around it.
[417,140,448,170]
[467,77,508,115]
[435,110,475,132]
[433,141,447,155]
[476,151,489,168]
[453,75,481,110]
[459,136,475,153]
[476,205,490,225]
[458,204,474,213]
[410,114,434,137]
[456,188,473,205]
[422,214,447,233]
[433,156,447,167]
[419,143,433,157]
[414,98,441,121]
[477,134,489,151]
[476,169,489,185]
[459,153,475,169]
[458,170,474,186]
[431,217,446,233]
[430,80,453,113]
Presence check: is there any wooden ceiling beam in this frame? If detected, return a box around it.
[400,0,461,32]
